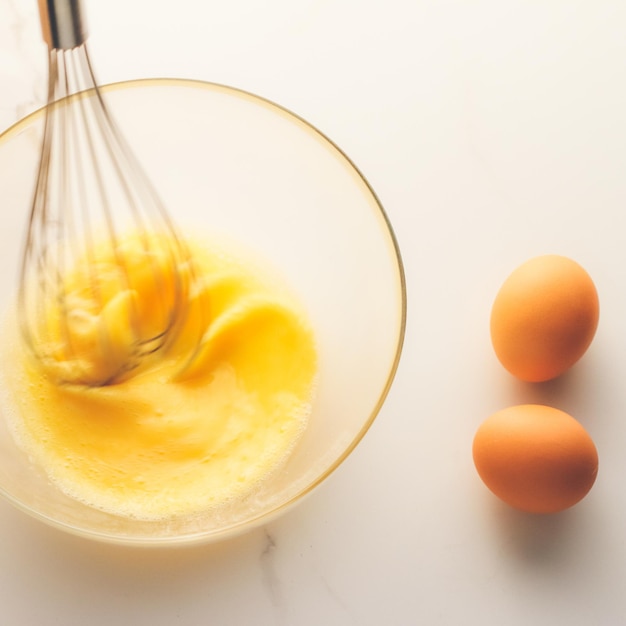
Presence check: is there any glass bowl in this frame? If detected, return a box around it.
[0,78,405,545]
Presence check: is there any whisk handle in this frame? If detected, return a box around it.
[38,0,87,50]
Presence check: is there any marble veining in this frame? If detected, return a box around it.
[259,527,289,625]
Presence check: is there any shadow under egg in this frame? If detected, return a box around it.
[503,357,600,426]
[485,494,598,569]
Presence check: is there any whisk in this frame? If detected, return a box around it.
[18,0,192,386]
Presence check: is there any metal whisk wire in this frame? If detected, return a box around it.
[19,1,190,386]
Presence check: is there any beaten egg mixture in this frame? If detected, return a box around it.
[2,234,317,520]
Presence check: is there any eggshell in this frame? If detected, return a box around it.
[490,255,599,382]
[472,404,598,514]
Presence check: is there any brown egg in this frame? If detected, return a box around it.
[490,255,599,382]
[472,404,598,514]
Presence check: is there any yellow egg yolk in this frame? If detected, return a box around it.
[2,234,317,520]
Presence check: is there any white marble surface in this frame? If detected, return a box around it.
[2,0,626,624]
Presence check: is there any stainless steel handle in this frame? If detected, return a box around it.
[38,0,87,50]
